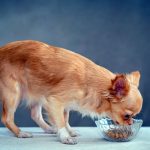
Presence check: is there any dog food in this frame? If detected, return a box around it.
[106,128,133,139]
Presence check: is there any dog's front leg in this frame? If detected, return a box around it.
[64,110,80,137]
[43,98,78,144]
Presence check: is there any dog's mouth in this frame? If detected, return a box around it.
[114,119,133,125]
[125,119,133,125]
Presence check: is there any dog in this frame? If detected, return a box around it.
[0,40,143,144]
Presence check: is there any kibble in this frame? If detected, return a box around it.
[106,128,133,139]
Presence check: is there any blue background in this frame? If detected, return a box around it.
[0,0,150,127]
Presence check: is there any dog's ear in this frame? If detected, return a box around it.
[109,74,130,102]
[128,71,140,87]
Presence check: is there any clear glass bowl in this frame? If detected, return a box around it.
[95,118,143,142]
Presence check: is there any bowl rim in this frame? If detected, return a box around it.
[95,118,143,127]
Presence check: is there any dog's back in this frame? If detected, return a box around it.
[0,40,87,102]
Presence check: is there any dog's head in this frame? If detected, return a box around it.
[104,71,143,125]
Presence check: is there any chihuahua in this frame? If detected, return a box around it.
[0,40,143,144]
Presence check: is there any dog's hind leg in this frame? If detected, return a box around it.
[1,80,32,138]
[31,104,57,134]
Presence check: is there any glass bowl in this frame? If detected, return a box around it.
[95,118,143,142]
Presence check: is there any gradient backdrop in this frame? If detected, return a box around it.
[0,0,150,127]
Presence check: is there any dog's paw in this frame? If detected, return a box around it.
[69,130,80,137]
[61,137,78,145]
[44,126,57,134]
[58,127,78,144]
[17,131,33,138]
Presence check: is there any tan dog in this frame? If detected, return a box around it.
[0,40,143,144]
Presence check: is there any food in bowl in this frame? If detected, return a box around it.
[95,118,143,142]
[106,128,133,139]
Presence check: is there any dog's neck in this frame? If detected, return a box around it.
[79,63,115,115]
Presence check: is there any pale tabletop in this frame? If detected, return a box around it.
[0,127,149,150]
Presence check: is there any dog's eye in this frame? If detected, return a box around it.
[124,114,130,120]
